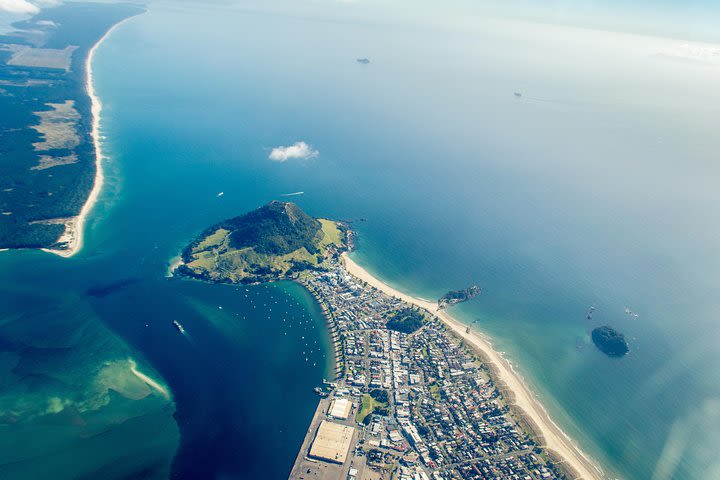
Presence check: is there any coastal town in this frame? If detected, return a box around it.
[289,259,569,480]
[176,201,597,480]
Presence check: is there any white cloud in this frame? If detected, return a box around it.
[658,43,720,65]
[0,0,60,15]
[36,19,58,27]
[268,141,319,162]
[0,0,40,14]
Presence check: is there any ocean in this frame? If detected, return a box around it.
[1,1,719,478]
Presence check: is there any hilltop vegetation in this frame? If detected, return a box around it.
[438,285,481,309]
[224,200,325,255]
[385,307,427,334]
[179,201,346,284]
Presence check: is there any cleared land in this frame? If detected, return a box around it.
[0,78,52,87]
[31,100,81,151]
[31,153,79,170]
[7,45,78,71]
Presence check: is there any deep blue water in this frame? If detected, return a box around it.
[1,1,719,479]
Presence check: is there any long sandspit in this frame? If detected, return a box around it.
[43,16,136,258]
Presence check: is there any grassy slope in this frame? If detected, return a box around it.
[356,394,388,424]
[385,307,427,334]
[184,218,344,283]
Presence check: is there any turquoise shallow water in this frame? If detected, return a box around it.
[2,1,720,478]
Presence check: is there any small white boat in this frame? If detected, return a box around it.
[172,320,186,335]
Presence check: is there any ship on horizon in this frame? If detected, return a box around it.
[173,320,186,334]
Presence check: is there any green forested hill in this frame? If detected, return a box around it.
[224,201,323,255]
[179,201,346,284]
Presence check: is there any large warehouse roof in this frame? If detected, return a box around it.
[328,397,351,420]
[308,420,355,464]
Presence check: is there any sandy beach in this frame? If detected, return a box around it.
[341,252,604,480]
[42,18,135,258]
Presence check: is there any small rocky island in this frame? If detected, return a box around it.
[177,201,347,284]
[591,326,629,357]
[438,285,481,309]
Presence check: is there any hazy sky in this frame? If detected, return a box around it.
[319,0,720,43]
[2,0,719,43]
[477,0,720,42]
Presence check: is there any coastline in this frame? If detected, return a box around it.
[42,16,137,258]
[298,278,344,380]
[341,252,604,480]
[167,255,184,277]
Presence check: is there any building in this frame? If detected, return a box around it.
[328,397,352,420]
[309,420,355,464]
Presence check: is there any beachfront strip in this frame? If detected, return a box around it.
[289,261,567,480]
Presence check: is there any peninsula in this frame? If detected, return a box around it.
[0,3,143,255]
[178,200,346,283]
[178,202,603,480]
